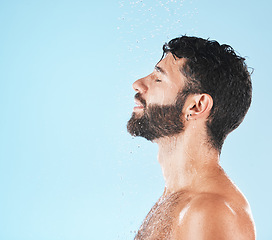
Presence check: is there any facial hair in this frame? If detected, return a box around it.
[127,91,188,141]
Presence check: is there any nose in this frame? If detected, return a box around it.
[132,77,148,94]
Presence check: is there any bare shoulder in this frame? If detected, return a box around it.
[172,192,255,240]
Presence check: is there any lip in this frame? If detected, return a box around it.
[133,106,144,111]
[133,99,145,111]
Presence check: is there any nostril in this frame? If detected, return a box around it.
[132,82,138,91]
[132,79,141,91]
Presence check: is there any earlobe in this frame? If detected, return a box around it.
[186,114,192,121]
[187,94,213,120]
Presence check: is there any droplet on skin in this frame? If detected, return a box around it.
[225,202,236,215]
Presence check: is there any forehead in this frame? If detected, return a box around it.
[155,53,187,82]
[156,53,186,73]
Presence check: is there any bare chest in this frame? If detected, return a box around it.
[134,192,191,240]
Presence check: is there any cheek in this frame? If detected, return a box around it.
[148,85,180,106]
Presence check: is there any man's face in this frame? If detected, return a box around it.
[127,53,189,140]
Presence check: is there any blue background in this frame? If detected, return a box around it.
[0,0,271,239]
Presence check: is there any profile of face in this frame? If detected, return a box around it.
[127,54,189,141]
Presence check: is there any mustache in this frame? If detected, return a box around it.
[135,93,146,108]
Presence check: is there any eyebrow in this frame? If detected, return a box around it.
[154,65,167,75]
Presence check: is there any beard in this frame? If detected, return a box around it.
[127,91,188,141]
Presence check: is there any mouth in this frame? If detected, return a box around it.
[133,99,145,112]
[133,93,147,112]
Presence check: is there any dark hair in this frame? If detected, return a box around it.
[163,36,252,152]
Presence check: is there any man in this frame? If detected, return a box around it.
[127,36,256,239]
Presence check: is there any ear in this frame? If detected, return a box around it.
[184,94,213,120]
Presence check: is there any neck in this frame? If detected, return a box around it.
[155,131,220,195]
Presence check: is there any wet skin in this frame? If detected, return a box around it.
[134,174,255,240]
[131,54,255,240]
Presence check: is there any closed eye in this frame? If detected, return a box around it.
[155,79,162,82]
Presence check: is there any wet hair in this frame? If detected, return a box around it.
[163,36,252,152]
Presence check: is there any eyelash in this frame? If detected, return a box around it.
[155,79,162,82]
